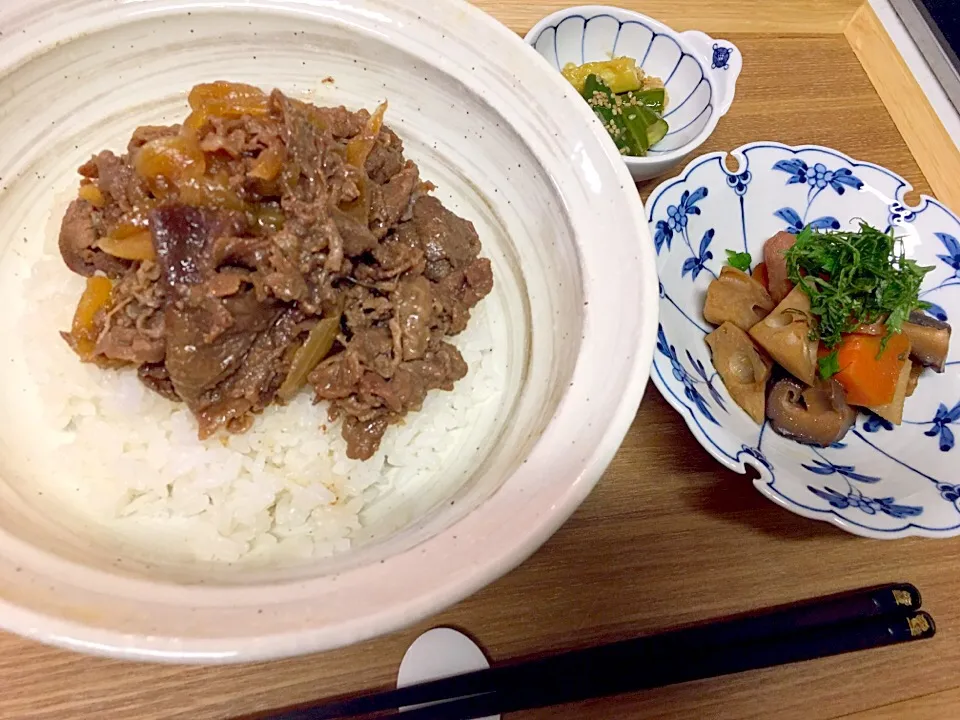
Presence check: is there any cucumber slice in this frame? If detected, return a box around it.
[630,88,666,114]
[646,118,669,147]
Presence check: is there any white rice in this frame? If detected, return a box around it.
[17,255,501,563]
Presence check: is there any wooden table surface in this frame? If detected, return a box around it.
[4,1,959,718]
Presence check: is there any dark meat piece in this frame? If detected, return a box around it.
[95,325,165,365]
[88,151,151,213]
[311,351,363,401]
[367,225,426,280]
[58,199,130,278]
[152,205,283,411]
[196,307,303,437]
[200,116,277,158]
[407,342,469,392]
[441,257,495,308]
[315,105,368,139]
[371,161,420,238]
[434,258,494,335]
[138,362,181,401]
[412,196,482,282]
[343,286,393,334]
[275,91,328,189]
[365,126,406,184]
[351,326,397,378]
[333,209,379,257]
[213,235,269,269]
[165,289,282,409]
[87,261,167,366]
[341,415,390,462]
[152,205,217,288]
[394,276,434,361]
[329,342,468,460]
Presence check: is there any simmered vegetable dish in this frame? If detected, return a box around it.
[704,224,952,446]
[58,82,494,460]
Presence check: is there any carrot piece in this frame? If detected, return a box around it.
[827,333,911,407]
[753,261,769,292]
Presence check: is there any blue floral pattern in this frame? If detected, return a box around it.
[936,233,960,274]
[924,402,960,452]
[773,160,863,194]
[654,187,708,254]
[889,201,917,225]
[913,234,960,322]
[725,170,751,196]
[648,142,960,537]
[771,159,862,235]
[808,486,923,519]
[656,325,725,424]
[863,414,894,433]
[802,457,880,484]
[774,208,840,234]
[681,229,715,280]
[712,44,732,70]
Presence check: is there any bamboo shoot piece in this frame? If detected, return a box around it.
[868,359,913,425]
[705,322,773,424]
[748,284,819,386]
[703,266,775,332]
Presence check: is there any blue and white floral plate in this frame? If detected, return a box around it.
[648,142,960,538]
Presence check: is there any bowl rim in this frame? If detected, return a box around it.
[523,4,729,167]
[647,140,959,540]
[0,0,660,662]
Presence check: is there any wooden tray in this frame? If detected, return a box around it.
[3,2,959,719]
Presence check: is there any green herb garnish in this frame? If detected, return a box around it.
[725,250,753,272]
[818,351,841,380]
[784,222,933,357]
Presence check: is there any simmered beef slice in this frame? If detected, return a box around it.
[151,205,286,430]
[58,199,130,278]
[365,126,405,184]
[394,276,433,361]
[164,290,282,410]
[138,362,180,401]
[195,307,303,437]
[81,150,151,213]
[412,196,482,282]
[320,341,469,460]
[370,161,420,238]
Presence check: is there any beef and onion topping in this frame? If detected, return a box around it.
[58,82,494,461]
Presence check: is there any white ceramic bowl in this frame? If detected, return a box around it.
[0,0,658,661]
[525,6,742,182]
[649,142,960,538]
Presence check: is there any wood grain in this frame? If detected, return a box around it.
[835,688,960,720]
[470,0,864,34]
[3,3,960,720]
[845,4,960,212]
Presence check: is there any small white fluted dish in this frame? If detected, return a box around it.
[0,0,659,662]
[525,5,742,182]
[649,142,960,538]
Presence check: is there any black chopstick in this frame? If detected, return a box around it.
[400,610,935,720]
[255,582,921,720]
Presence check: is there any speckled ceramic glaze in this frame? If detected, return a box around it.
[650,142,960,538]
[525,5,742,182]
[0,0,658,661]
